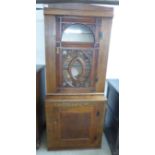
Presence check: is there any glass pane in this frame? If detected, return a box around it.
[62,24,94,43]
[70,61,83,80]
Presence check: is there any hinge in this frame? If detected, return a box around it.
[95,77,98,82]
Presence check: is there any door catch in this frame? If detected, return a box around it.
[56,47,59,54]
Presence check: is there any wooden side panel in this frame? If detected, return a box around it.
[44,15,56,93]
[45,99,106,149]
[96,17,113,92]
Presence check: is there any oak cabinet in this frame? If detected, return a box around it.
[44,3,113,150]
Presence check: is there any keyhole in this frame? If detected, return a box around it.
[96,111,100,116]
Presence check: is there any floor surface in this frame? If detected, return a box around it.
[37,132,112,155]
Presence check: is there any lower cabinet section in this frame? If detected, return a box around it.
[45,95,107,150]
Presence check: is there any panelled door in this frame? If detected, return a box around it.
[45,101,105,149]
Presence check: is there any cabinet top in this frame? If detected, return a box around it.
[44,3,114,17]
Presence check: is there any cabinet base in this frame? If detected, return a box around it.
[45,94,107,150]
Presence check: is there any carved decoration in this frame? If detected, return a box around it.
[62,49,93,88]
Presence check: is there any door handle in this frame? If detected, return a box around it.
[96,111,100,117]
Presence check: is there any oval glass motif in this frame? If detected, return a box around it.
[71,66,81,79]
[68,57,86,82]
[62,24,95,43]
[62,49,92,87]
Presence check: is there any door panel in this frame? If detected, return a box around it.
[45,101,105,149]
[60,107,92,140]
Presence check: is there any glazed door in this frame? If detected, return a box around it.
[45,101,105,149]
[56,16,100,93]
[45,15,112,93]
